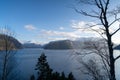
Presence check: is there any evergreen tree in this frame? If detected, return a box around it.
[35,53,53,80]
[68,72,75,80]
[35,53,76,80]
[30,75,35,80]
[61,72,66,80]
[52,72,60,80]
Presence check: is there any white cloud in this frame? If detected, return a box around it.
[39,29,98,42]
[41,29,79,40]
[22,21,106,43]
[71,20,101,29]
[22,21,120,44]
[71,21,87,29]
[24,25,36,31]
[71,20,120,44]
[59,27,64,30]
[71,20,107,37]
[37,21,105,42]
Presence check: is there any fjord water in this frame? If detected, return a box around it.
[15,48,120,80]
[15,48,80,80]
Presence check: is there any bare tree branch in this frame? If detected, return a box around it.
[75,0,120,80]
[111,25,120,36]
[104,0,109,12]
[95,0,101,8]
[0,27,19,80]
[109,18,120,27]
[115,55,120,61]
[75,8,100,18]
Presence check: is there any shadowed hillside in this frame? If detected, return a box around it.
[0,34,22,50]
[43,38,107,50]
[43,40,73,49]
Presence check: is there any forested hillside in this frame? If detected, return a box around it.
[0,34,22,50]
[43,38,106,50]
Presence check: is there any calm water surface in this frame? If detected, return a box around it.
[15,48,120,80]
[15,48,80,80]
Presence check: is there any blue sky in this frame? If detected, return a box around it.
[0,0,120,44]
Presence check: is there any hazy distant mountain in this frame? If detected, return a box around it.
[43,38,106,50]
[0,34,22,50]
[114,45,120,50]
[23,43,42,48]
[43,40,73,49]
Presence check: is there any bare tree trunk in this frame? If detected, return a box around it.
[0,28,19,80]
[106,28,116,80]
[2,54,7,80]
[74,0,120,80]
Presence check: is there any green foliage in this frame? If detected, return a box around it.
[34,53,76,80]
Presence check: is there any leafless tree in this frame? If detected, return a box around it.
[79,58,105,80]
[76,39,109,80]
[0,28,18,80]
[73,0,120,80]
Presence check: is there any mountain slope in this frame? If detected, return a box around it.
[43,38,107,50]
[23,43,41,48]
[0,34,22,50]
[43,40,73,49]
[114,45,120,50]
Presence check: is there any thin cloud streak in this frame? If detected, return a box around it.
[59,27,64,30]
[21,21,120,44]
[24,25,37,31]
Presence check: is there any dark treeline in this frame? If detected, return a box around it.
[30,53,75,80]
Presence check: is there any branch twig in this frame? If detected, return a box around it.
[111,25,120,36]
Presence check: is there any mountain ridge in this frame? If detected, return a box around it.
[0,34,22,50]
[43,38,106,50]
[23,43,42,48]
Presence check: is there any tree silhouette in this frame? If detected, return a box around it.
[35,53,53,80]
[0,28,18,80]
[35,53,76,80]
[30,75,35,80]
[61,72,66,80]
[74,0,120,80]
[68,72,75,80]
[52,72,60,80]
